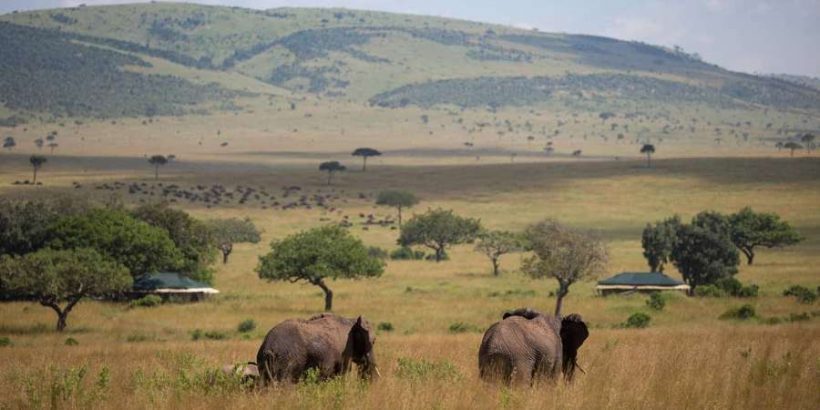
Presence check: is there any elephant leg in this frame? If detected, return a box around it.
[480,354,514,384]
[511,359,534,386]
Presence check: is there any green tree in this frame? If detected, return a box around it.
[474,230,522,276]
[728,207,802,265]
[522,220,608,316]
[640,143,655,168]
[48,208,183,278]
[0,199,61,256]
[351,147,382,171]
[2,136,15,151]
[671,224,739,292]
[205,218,261,264]
[783,142,802,157]
[800,133,815,153]
[375,190,419,226]
[641,216,681,272]
[256,225,383,311]
[398,208,482,262]
[29,155,46,184]
[0,248,130,331]
[691,211,732,239]
[148,155,168,180]
[319,161,346,185]
[132,203,216,284]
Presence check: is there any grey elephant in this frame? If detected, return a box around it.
[256,313,379,385]
[478,308,589,385]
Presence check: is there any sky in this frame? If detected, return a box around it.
[1,0,818,77]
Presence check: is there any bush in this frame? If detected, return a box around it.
[0,336,11,347]
[694,284,725,297]
[715,277,743,295]
[237,319,256,333]
[425,251,449,261]
[377,322,394,332]
[646,293,666,311]
[64,337,79,346]
[129,294,163,308]
[783,285,817,304]
[720,304,757,320]
[367,246,389,260]
[390,246,425,260]
[623,312,651,328]
[448,322,481,333]
[788,312,810,322]
[396,357,462,381]
[737,285,759,298]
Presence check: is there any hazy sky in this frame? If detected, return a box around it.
[2,0,818,77]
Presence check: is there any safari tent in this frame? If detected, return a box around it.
[596,272,690,296]
[130,272,219,302]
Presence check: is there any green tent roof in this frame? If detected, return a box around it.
[132,272,213,291]
[597,272,684,287]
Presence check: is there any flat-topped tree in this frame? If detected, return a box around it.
[3,136,15,151]
[640,143,655,168]
[783,142,802,157]
[728,207,802,265]
[800,133,815,153]
[29,155,46,184]
[256,225,384,311]
[319,161,346,185]
[398,208,482,262]
[376,190,419,226]
[0,248,131,331]
[352,148,382,171]
[522,220,608,316]
[148,155,168,180]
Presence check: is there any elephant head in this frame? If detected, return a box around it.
[560,313,589,380]
[344,316,379,379]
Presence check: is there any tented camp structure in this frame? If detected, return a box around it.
[130,272,219,301]
[596,272,690,296]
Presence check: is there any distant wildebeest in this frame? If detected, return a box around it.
[478,308,588,385]
[256,314,379,385]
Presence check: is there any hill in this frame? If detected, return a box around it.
[1,2,819,124]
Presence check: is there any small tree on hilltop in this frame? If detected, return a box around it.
[375,190,419,226]
[671,224,739,292]
[728,207,802,265]
[148,155,168,180]
[783,142,802,157]
[256,225,384,311]
[319,161,346,185]
[641,216,681,272]
[800,133,815,154]
[640,143,655,168]
[3,136,16,151]
[475,230,522,276]
[29,155,47,184]
[351,148,382,171]
[0,248,131,331]
[398,208,482,262]
[522,220,608,316]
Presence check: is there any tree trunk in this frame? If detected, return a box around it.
[646,153,651,168]
[554,282,569,317]
[32,167,38,184]
[435,247,444,262]
[222,250,230,264]
[154,164,159,180]
[362,157,367,172]
[397,205,403,227]
[314,278,334,311]
[741,247,755,265]
[327,172,333,186]
[790,149,795,157]
[492,258,500,276]
[57,312,68,332]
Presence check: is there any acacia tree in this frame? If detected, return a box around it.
[800,133,815,154]
[521,220,608,316]
[640,143,655,168]
[375,190,419,226]
[0,248,131,331]
[783,142,802,157]
[351,148,382,171]
[48,142,58,154]
[671,224,739,292]
[728,207,802,265]
[398,208,482,262]
[3,136,15,151]
[206,218,261,264]
[256,225,383,311]
[641,216,681,272]
[148,155,168,180]
[475,230,522,276]
[319,161,346,185]
[29,155,46,184]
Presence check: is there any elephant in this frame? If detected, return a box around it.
[219,362,259,385]
[478,308,589,385]
[256,313,379,385]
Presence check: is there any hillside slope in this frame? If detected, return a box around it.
[1,2,819,121]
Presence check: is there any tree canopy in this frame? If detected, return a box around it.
[0,199,62,256]
[521,220,608,316]
[640,143,655,167]
[671,224,739,291]
[0,248,131,331]
[375,190,419,226]
[256,225,383,311]
[398,208,482,262]
[474,230,522,276]
[728,207,801,264]
[319,161,346,185]
[29,155,47,184]
[351,147,382,171]
[148,155,168,180]
[641,216,681,272]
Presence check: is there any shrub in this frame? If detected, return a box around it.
[646,293,666,311]
[390,246,425,260]
[237,319,256,333]
[448,322,480,333]
[788,312,810,322]
[396,357,462,381]
[720,304,757,320]
[737,285,759,298]
[623,312,651,328]
[425,251,449,261]
[0,336,11,347]
[126,332,158,343]
[694,284,725,297]
[129,294,163,308]
[377,322,394,332]
[783,285,817,304]
[65,337,79,346]
[715,277,743,296]
[367,246,389,260]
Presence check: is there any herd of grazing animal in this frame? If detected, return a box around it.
[224,308,589,387]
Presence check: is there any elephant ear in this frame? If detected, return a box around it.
[560,313,589,380]
[348,316,373,360]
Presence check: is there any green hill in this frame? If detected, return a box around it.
[1,2,819,121]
